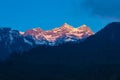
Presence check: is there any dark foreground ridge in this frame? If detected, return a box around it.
[1,22,120,80]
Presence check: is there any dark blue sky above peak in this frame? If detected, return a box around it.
[0,0,119,32]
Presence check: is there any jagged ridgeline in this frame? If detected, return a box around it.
[1,22,120,80]
[0,23,94,60]
[23,23,94,45]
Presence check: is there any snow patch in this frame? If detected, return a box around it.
[24,38,33,45]
[19,31,25,35]
[35,41,47,45]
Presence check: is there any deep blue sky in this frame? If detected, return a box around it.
[0,0,118,32]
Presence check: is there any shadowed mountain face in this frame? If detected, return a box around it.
[0,28,35,60]
[1,22,120,80]
[84,22,120,52]
[0,23,93,60]
[8,22,120,64]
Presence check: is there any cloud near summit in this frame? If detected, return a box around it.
[83,0,120,19]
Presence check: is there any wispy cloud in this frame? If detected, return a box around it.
[83,0,120,19]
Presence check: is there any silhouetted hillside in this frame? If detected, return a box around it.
[1,22,120,80]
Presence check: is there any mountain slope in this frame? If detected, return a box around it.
[0,23,94,60]
[23,23,94,45]
[3,22,120,80]
[0,28,34,60]
[10,22,120,64]
[84,22,120,51]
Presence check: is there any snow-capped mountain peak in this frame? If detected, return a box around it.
[78,24,94,35]
[32,27,43,32]
[0,23,94,60]
[23,27,43,36]
[19,31,25,35]
[78,24,90,30]
[61,23,74,30]
[22,23,94,45]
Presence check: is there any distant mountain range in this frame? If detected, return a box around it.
[2,22,120,80]
[23,23,94,45]
[0,22,120,80]
[0,23,94,60]
[9,22,120,64]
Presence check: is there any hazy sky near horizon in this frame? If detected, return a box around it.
[0,0,119,32]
